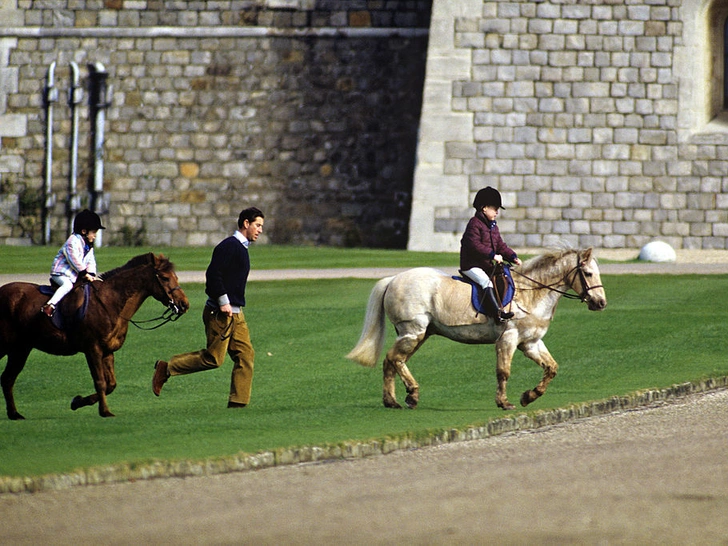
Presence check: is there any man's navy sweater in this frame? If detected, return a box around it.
[205,235,250,308]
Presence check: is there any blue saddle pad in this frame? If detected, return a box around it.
[453,266,515,314]
[39,285,54,296]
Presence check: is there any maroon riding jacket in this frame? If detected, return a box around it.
[459,211,518,273]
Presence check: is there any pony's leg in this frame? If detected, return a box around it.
[495,331,519,410]
[382,358,401,409]
[71,354,117,413]
[518,339,558,407]
[77,350,115,417]
[103,353,117,395]
[71,393,98,411]
[1,348,31,420]
[395,361,420,409]
[382,330,426,409]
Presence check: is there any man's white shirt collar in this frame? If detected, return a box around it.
[234,230,249,248]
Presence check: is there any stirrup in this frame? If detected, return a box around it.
[498,310,514,322]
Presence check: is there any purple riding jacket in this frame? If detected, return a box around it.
[459,211,518,272]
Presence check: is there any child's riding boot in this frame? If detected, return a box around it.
[41,303,55,317]
[481,287,513,323]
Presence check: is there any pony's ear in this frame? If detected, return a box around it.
[153,253,173,272]
[580,247,593,265]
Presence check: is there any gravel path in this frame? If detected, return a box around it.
[1,389,726,544]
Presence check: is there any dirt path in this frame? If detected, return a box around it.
[2,389,726,544]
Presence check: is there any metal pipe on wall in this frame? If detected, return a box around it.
[67,61,82,236]
[88,62,111,246]
[42,61,58,245]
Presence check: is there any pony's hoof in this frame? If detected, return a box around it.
[405,395,418,409]
[520,390,540,407]
[8,412,25,420]
[497,400,516,410]
[70,395,84,411]
[100,411,115,418]
[383,399,403,409]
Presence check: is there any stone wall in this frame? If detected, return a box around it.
[9,0,728,253]
[0,0,430,247]
[410,0,728,252]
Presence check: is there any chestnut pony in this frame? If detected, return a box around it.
[347,248,606,410]
[0,253,189,419]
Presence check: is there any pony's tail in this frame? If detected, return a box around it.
[346,276,393,368]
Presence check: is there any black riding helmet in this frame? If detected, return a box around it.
[73,209,106,234]
[473,186,505,210]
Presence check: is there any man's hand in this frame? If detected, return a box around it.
[220,303,234,317]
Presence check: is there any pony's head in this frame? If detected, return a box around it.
[149,254,189,316]
[521,248,606,311]
[568,248,606,311]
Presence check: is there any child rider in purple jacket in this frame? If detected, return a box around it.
[460,187,522,322]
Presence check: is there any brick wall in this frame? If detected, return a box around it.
[0,0,430,247]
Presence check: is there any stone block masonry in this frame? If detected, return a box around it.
[8,0,727,252]
[0,1,431,247]
[409,0,728,252]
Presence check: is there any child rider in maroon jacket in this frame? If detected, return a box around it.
[460,186,522,322]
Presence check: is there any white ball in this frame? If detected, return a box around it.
[638,241,677,263]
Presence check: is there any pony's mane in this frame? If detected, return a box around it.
[520,248,583,277]
[100,253,173,280]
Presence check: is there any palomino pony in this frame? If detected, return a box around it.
[347,248,606,410]
[0,253,189,419]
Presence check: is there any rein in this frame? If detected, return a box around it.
[127,271,185,330]
[511,256,603,303]
[128,306,183,330]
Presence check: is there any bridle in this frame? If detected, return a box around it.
[511,255,603,303]
[153,270,185,316]
[127,270,185,330]
[114,268,186,330]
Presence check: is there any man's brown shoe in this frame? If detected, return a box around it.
[152,360,169,396]
[227,401,247,408]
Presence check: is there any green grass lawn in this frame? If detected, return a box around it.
[1,267,727,479]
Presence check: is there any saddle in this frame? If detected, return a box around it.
[38,283,91,330]
[454,263,515,314]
